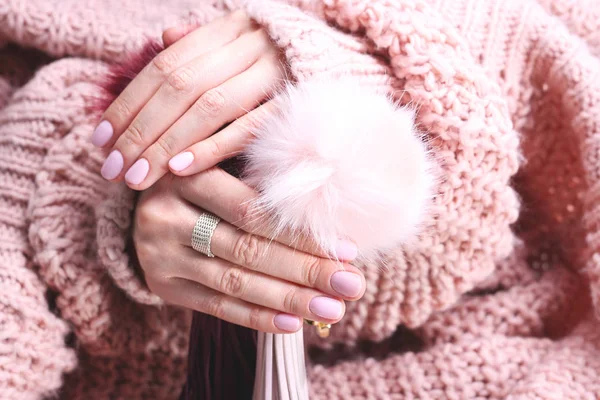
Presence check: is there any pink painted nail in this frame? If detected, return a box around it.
[101,150,123,180]
[91,120,113,147]
[273,313,301,332]
[125,158,150,185]
[309,297,343,320]
[335,239,358,261]
[330,271,363,298]
[169,152,194,172]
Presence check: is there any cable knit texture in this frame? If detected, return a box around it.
[0,0,600,398]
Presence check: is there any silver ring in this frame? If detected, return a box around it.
[191,213,221,257]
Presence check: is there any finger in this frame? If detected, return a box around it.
[93,11,254,149]
[168,100,279,176]
[103,29,271,183]
[129,53,285,190]
[177,169,359,261]
[165,278,303,333]
[162,24,198,47]
[162,27,183,47]
[210,217,365,301]
[176,168,332,258]
[177,247,346,322]
[176,203,364,300]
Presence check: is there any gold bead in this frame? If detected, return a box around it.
[314,321,331,338]
[304,319,332,338]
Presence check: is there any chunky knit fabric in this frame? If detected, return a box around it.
[1,0,600,398]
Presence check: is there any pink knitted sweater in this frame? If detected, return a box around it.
[1,0,600,398]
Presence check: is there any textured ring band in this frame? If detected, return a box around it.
[191,213,221,258]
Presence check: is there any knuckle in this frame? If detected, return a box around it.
[233,113,262,135]
[123,120,146,145]
[207,138,223,159]
[111,96,133,117]
[303,256,323,288]
[204,294,226,320]
[154,134,178,158]
[152,50,179,75]
[235,200,254,228]
[247,307,262,330]
[134,194,179,241]
[166,67,195,92]
[194,88,226,118]
[134,200,161,230]
[232,233,262,269]
[283,287,300,314]
[218,267,245,297]
[134,203,154,228]
[292,234,314,253]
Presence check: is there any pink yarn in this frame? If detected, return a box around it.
[0,0,599,399]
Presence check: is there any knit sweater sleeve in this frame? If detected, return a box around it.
[0,52,89,398]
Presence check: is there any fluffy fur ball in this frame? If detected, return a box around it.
[243,79,436,262]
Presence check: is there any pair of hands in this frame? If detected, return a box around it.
[93,11,366,333]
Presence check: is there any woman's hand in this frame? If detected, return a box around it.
[93,11,286,190]
[133,169,365,333]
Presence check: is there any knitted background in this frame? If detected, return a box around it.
[0,0,599,398]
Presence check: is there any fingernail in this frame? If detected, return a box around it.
[125,158,150,185]
[274,313,301,332]
[309,296,343,320]
[169,152,194,172]
[101,150,123,180]
[330,271,363,298]
[91,120,113,147]
[335,239,358,261]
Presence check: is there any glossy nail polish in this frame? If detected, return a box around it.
[100,150,124,180]
[125,158,150,185]
[91,120,113,147]
[169,152,194,172]
[330,271,362,297]
[274,313,301,332]
[309,296,343,320]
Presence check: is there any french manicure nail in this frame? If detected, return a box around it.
[335,239,358,261]
[309,296,343,320]
[91,120,113,147]
[169,152,194,172]
[330,271,363,298]
[101,150,124,180]
[125,158,150,185]
[274,313,301,332]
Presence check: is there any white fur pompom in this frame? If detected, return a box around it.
[243,79,436,262]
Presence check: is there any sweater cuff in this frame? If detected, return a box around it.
[96,182,164,306]
[244,0,390,89]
